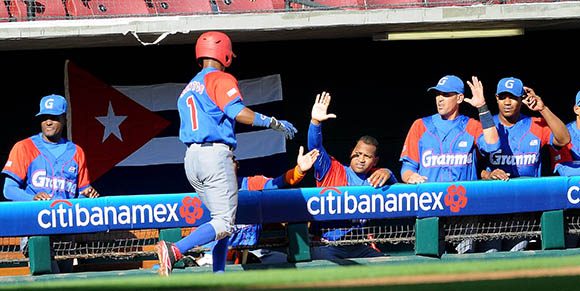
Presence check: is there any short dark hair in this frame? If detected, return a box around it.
[357,135,379,155]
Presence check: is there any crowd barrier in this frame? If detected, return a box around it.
[1,176,580,274]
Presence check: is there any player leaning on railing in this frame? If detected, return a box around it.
[399,75,500,254]
[1,94,100,274]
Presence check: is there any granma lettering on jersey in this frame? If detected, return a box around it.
[489,150,538,166]
[421,150,473,167]
[31,170,77,194]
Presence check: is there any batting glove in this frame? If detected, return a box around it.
[269,117,297,140]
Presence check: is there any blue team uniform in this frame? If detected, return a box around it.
[2,133,91,200]
[400,114,500,182]
[482,114,555,177]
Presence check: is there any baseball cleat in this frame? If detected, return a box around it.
[155,240,176,276]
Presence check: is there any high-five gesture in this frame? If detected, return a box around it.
[311,91,337,125]
[296,146,320,174]
[464,76,486,108]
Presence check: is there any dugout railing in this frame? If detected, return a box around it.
[2,176,580,275]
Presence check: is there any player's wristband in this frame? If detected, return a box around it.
[252,112,272,128]
[477,104,489,114]
[478,108,495,129]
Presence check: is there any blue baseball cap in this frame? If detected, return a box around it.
[496,77,524,97]
[575,91,580,106]
[427,75,464,94]
[36,94,67,116]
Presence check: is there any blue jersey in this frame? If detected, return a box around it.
[177,67,246,149]
[2,133,91,200]
[565,121,580,160]
[482,114,554,177]
[550,121,580,176]
[400,114,499,182]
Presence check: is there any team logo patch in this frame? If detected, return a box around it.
[68,166,77,173]
[5,161,12,167]
[227,88,238,97]
[530,139,539,146]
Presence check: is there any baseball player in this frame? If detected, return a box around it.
[308,91,397,260]
[400,75,500,184]
[2,94,99,273]
[2,94,99,201]
[550,90,580,176]
[155,31,297,276]
[399,75,499,254]
[478,77,570,252]
[480,77,570,180]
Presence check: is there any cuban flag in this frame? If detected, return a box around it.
[65,60,288,196]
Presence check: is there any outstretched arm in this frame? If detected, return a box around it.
[236,107,298,140]
[268,146,320,188]
[308,91,336,180]
[284,146,320,186]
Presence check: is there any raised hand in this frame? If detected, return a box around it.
[311,91,337,124]
[464,76,486,108]
[296,146,320,173]
[522,86,546,112]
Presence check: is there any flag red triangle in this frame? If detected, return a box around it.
[65,60,171,181]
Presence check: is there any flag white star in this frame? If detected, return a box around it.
[96,102,127,142]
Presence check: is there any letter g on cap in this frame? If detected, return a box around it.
[505,79,514,89]
[44,98,55,109]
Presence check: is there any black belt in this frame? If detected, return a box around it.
[186,142,232,150]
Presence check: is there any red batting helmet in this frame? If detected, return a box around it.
[195,31,235,68]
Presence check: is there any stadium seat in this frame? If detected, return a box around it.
[502,0,555,3]
[2,0,25,21]
[24,0,68,21]
[272,0,289,10]
[365,0,425,9]
[65,0,93,17]
[66,0,152,18]
[282,0,325,10]
[148,0,215,15]
[311,0,366,10]
[0,1,11,21]
[424,0,498,7]
[215,0,276,13]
